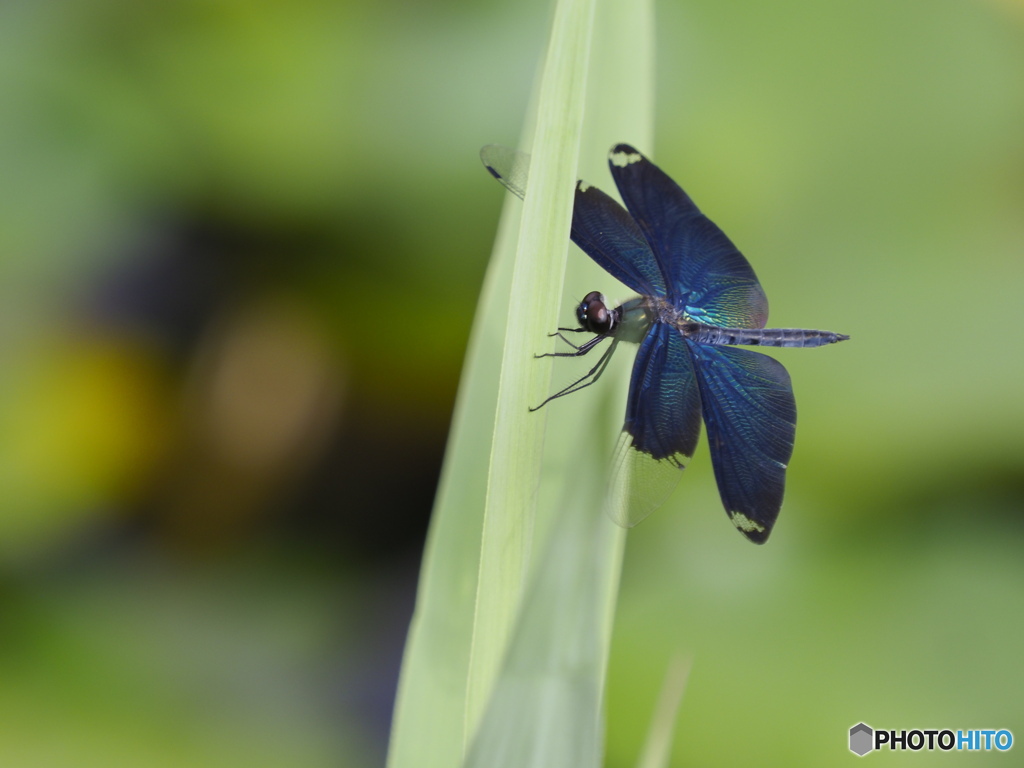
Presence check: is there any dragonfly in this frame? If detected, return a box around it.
[481,143,849,543]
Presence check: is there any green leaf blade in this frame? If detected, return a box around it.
[464,0,597,742]
[388,0,655,763]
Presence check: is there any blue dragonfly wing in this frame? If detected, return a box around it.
[608,322,702,527]
[607,144,769,328]
[572,181,667,297]
[686,342,796,543]
[481,145,667,296]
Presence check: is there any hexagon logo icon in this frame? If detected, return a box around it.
[849,723,874,756]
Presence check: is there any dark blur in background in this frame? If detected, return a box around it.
[1,0,1022,766]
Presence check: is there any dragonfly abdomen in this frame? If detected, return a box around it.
[683,323,849,348]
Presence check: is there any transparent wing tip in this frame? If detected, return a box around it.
[605,432,686,528]
[480,145,530,200]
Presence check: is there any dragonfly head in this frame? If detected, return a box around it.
[576,291,617,335]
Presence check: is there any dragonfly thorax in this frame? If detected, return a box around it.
[636,294,684,325]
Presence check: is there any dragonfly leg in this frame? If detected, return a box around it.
[536,333,606,359]
[546,332,585,351]
[530,339,618,411]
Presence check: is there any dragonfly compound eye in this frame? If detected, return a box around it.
[578,292,613,334]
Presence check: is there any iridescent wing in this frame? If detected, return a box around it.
[480,145,668,297]
[607,144,769,328]
[608,321,703,527]
[686,342,796,543]
[571,182,667,298]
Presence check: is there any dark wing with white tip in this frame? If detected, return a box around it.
[481,145,668,297]
[686,342,796,543]
[607,144,769,328]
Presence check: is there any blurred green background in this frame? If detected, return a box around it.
[0,0,1021,765]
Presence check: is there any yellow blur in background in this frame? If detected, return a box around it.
[0,0,1022,766]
